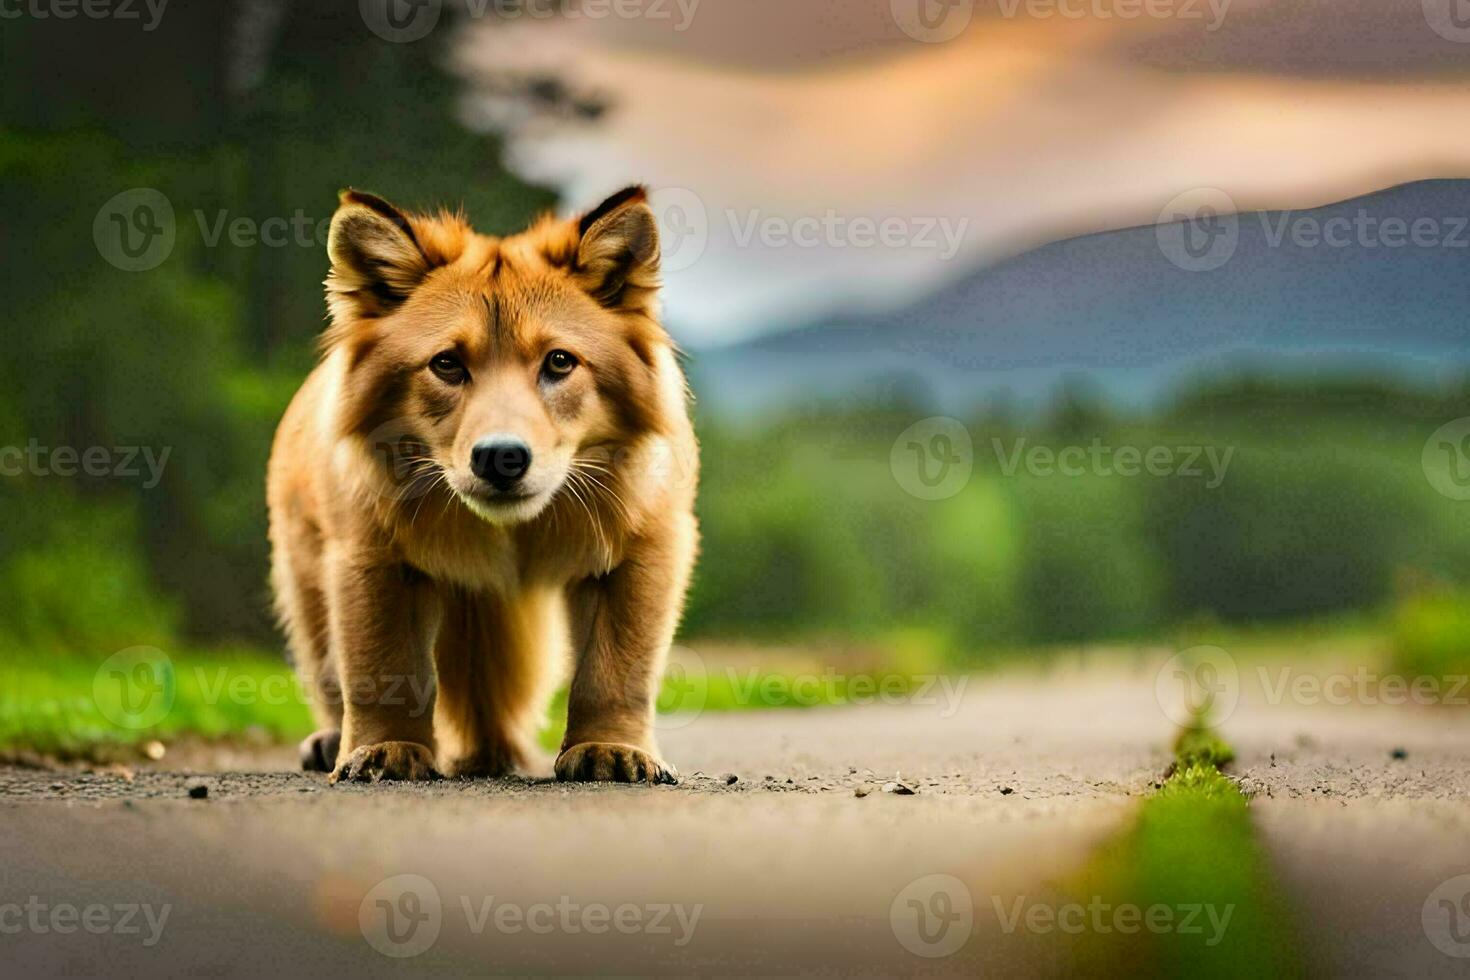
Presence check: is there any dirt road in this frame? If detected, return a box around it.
[1,661,1165,975]
[1225,657,1470,979]
[4,652,1469,975]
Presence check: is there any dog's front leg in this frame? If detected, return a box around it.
[327,555,443,784]
[557,535,692,785]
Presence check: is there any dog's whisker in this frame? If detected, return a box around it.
[564,471,611,562]
[573,466,633,527]
[408,466,449,524]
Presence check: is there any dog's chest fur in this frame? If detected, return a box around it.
[394,506,621,597]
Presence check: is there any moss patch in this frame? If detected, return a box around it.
[1066,723,1301,976]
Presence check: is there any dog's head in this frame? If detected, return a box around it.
[323,186,673,525]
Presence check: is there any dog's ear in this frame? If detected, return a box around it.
[573,186,660,310]
[325,189,430,321]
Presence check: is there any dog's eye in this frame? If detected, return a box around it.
[429,351,467,384]
[543,349,578,379]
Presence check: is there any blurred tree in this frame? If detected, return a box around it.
[0,2,552,649]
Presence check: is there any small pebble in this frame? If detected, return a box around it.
[1390,747,1408,760]
[882,781,917,796]
[854,786,870,798]
[721,773,738,785]
[187,784,209,800]
[999,786,1015,796]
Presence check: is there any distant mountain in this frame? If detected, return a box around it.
[687,179,1470,417]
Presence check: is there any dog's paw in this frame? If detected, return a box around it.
[329,741,441,784]
[298,729,341,773]
[555,742,678,785]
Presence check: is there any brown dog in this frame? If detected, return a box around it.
[266,186,698,784]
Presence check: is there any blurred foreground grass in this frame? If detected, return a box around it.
[1067,723,1299,976]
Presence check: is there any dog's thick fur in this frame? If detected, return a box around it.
[267,186,698,784]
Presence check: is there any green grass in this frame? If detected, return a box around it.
[1067,722,1301,976]
[1391,590,1470,680]
[2,646,927,759]
[0,648,314,757]
[1172,724,1236,772]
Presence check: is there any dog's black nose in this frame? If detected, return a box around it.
[471,437,532,488]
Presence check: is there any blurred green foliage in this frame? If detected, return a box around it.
[690,379,1470,661]
[1392,589,1470,680]
[0,4,553,654]
[0,648,313,757]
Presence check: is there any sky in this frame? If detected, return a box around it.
[449,0,1470,346]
